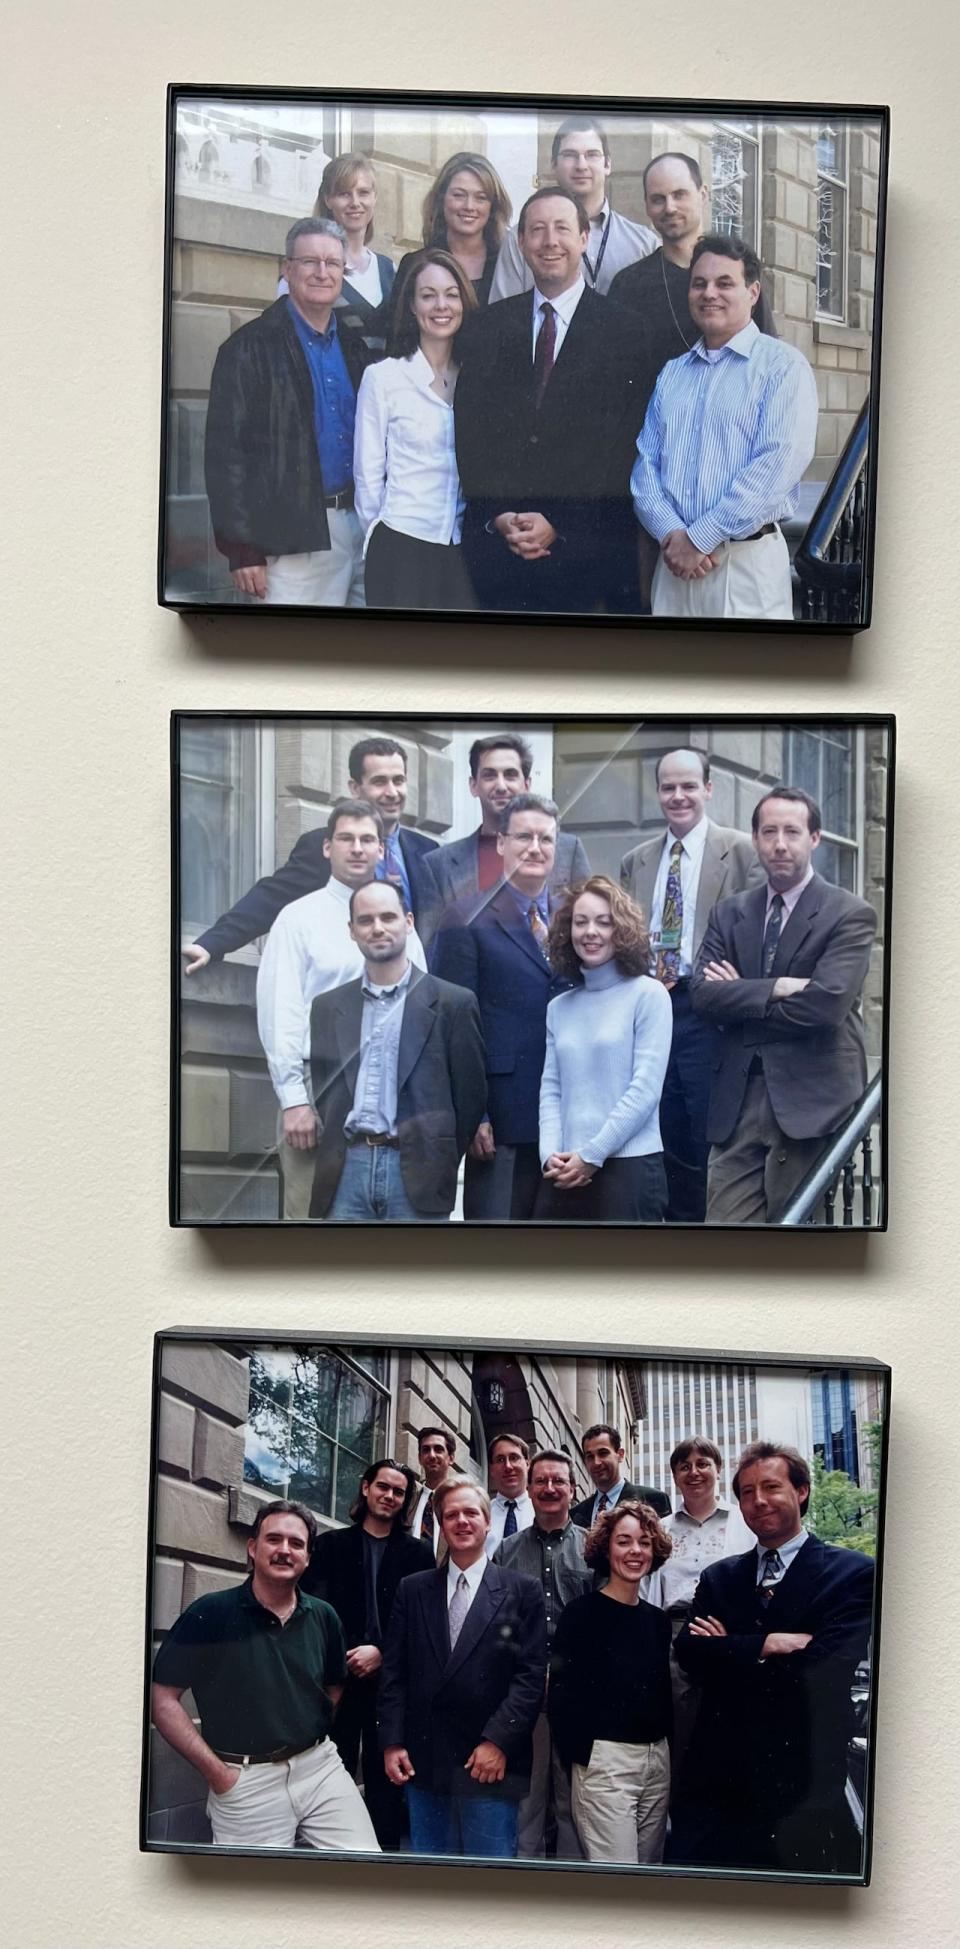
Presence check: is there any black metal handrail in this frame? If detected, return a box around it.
[779,1073,882,1227]
[794,399,869,623]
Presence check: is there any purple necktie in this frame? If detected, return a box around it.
[533,302,556,408]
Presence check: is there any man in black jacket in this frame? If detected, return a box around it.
[182,735,438,973]
[302,1459,433,1849]
[570,1423,671,1526]
[204,217,373,606]
[454,187,645,615]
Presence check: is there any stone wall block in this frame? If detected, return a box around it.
[784,180,811,231]
[182,1562,248,1608]
[707,769,736,826]
[180,1065,231,1154]
[152,1555,185,1633]
[762,219,797,272]
[827,372,851,411]
[229,1071,278,1157]
[179,245,278,306]
[179,1164,281,1224]
[735,777,767,832]
[419,746,455,833]
[155,1476,247,1566]
[158,1393,195,1475]
[291,725,335,798]
[760,730,784,782]
[169,300,232,393]
[193,1410,246,1490]
[162,1343,250,1422]
[708,727,764,774]
[796,232,817,281]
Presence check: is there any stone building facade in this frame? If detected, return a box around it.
[178,716,890,1224]
[165,99,882,600]
[146,1333,645,1843]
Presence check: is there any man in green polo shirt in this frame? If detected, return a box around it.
[151,1498,379,1851]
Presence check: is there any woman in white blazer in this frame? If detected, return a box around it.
[353,248,478,610]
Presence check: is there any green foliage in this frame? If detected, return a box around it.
[805,1423,881,1557]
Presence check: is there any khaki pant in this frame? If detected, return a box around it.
[571,1738,670,1864]
[280,1130,318,1222]
[266,510,365,607]
[652,528,793,621]
[206,1737,379,1851]
[706,1071,829,1224]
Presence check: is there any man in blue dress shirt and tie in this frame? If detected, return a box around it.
[631,233,819,622]
[204,218,372,606]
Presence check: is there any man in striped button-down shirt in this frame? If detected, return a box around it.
[631,233,819,622]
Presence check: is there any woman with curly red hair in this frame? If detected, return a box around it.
[534,874,672,1222]
[548,1500,674,1862]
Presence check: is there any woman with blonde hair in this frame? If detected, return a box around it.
[535,874,672,1222]
[393,151,511,312]
[353,248,477,609]
[313,151,396,343]
[548,1501,673,1863]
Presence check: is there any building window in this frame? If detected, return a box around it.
[816,123,848,320]
[243,1346,390,1524]
[783,726,860,891]
[709,122,760,248]
[179,720,261,937]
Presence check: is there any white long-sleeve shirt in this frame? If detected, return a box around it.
[255,876,426,1110]
[353,349,464,547]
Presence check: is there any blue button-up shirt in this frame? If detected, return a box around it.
[343,962,414,1138]
[631,320,820,555]
[287,300,355,495]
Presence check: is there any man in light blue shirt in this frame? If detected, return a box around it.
[631,233,819,621]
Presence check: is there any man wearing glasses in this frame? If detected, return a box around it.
[301,1459,434,1850]
[204,217,373,606]
[489,117,658,301]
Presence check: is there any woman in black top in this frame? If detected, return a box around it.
[548,1501,673,1863]
[391,151,512,317]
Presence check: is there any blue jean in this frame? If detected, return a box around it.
[327,1143,438,1223]
[406,1785,519,1858]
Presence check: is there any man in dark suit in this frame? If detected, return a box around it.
[620,746,763,1222]
[420,732,589,943]
[205,218,374,605]
[430,794,570,1220]
[454,187,644,614]
[301,1458,433,1848]
[692,785,877,1224]
[673,1439,874,1875]
[570,1422,671,1525]
[378,1478,548,1858]
[307,881,486,1222]
[183,736,438,973]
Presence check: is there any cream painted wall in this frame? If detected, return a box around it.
[3,3,958,1944]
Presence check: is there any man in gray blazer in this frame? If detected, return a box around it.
[621,749,762,1222]
[691,786,877,1224]
[420,733,589,942]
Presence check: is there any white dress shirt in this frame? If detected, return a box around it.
[485,1489,535,1557]
[530,275,586,362]
[446,1552,487,1613]
[353,349,463,547]
[648,814,711,977]
[255,876,426,1110]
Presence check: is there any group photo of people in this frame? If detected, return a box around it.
[146,1334,886,1879]
[163,91,885,626]
[176,713,891,1229]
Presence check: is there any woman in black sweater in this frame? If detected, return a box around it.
[548,1500,673,1863]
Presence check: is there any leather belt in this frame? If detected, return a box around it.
[323,488,355,511]
[733,522,777,542]
[213,1738,320,1767]
[347,1130,399,1148]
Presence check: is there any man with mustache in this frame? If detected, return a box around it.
[151,1500,379,1851]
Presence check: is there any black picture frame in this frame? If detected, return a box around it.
[171,710,895,1232]
[141,1327,890,1884]
[160,86,889,634]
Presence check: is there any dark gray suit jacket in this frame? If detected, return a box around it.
[420,828,589,945]
[620,819,763,958]
[571,1477,671,1523]
[691,872,877,1141]
[308,967,487,1216]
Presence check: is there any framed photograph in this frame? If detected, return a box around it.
[142,1328,889,1884]
[174,712,893,1231]
[160,87,888,632]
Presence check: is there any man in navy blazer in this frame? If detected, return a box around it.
[691,786,877,1223]
[182,735,438,971]
[454,187,645,615]
[430,794,570,1219]
[378,1478,547,1858]
[420,731,589,945]
[673,1439,874,1875]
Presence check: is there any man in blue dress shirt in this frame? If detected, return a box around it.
[631,233,819,622]
[204,218,372,606]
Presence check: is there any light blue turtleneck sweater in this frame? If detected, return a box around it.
[539,960,673,1166]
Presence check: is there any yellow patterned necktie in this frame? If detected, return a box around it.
[655,839,683,986]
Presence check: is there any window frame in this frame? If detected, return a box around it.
[815,121,849,324]
[708,119,762,252]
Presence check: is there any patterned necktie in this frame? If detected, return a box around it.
[421,1493,435,1544]
[448,1572,470,1651]
[527,900,550,957]
[763,893,785,976]
[655,839,684,986]
[532,301,557,408]
[597,1491,609,1515]
[758,1548,784,1604]
[503,1500,518,1538]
